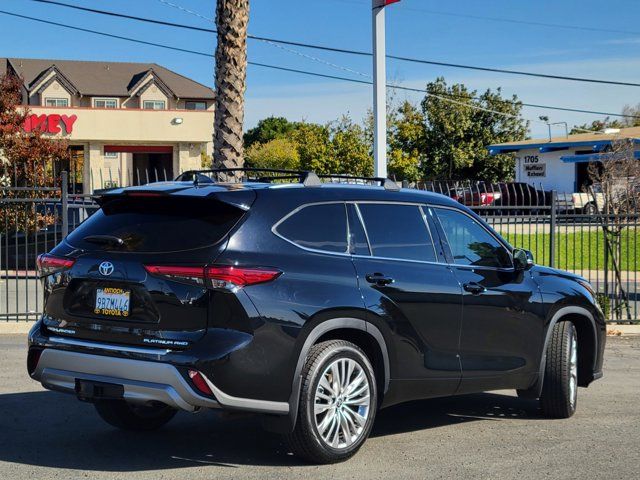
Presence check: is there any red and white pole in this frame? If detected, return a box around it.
[372,0,400,179]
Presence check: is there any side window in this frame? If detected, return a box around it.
[434,208,512,268]
[357,203,436,262]
[276,203,348,253]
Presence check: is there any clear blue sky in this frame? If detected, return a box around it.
[2,0,640,137]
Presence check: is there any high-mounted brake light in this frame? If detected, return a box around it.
[144,264,282,290]
[36,254,75,276]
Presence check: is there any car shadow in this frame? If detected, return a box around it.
[0,389,541,471]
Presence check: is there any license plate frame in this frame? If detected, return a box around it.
[94,287,131,318]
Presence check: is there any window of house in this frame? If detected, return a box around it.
[434,208,512,268]
[357,203,436,262]
[185,101,207,110]
[143,100,166,110]
[275,203,348,254]
[94,98,118,109]
[44,98,69,107]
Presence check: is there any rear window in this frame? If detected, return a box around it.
[275,203,348,253]
[67,196,244,253]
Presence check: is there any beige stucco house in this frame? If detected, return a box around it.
[2,58,215,192]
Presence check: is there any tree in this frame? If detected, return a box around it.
[387,101,426,182]
[245,137,300,170]
[588,139,640,321]
[213,0,250,170]
[0,73,70,233]
[244,116,297,148]
[570,117,625,135]
[420,78,528,181]
[571,104,640,134]
[328,116,373,177]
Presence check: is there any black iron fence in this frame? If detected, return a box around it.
[1,174,638,323]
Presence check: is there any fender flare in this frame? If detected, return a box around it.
[518,305,597,399]
[275,318,390,433]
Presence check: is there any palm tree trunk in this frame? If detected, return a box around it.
[214,0,250,169]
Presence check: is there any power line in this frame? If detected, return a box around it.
[331,0,640,37]
[1,9,637,124]
[25,0,640,88]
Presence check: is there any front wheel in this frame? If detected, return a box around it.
[540,321,579,418]
[94,400,177,431]
[285,340,377,464]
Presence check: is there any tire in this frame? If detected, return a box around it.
[285,340,378,464]
[94,400,177,431]
[539,321,579,418]
[583,202,597,215]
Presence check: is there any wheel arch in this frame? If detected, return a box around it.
[519,305,598,399]
[263,317,390,434]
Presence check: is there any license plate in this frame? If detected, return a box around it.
[94,288,130,317]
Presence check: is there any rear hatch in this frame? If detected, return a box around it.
[40,189,253,349]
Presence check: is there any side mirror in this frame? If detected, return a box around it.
[513,248,534,271]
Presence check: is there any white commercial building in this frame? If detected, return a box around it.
[488,127,640,193]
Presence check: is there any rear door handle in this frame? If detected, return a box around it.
[365,273,394,286]
[463,282,486,295]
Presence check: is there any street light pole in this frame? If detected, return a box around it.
[372,0,400,179]
[372,0,387,178]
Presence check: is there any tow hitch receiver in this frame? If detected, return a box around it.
[75,379,124,402]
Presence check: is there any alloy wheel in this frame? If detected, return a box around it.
[313,357,371,449]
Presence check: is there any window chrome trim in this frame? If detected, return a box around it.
[271,201,351,256]
[353,203,372,253]
[272,199,516,272]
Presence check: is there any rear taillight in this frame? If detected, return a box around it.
[188,369,213,396]
[144,264,281,290]
[204,265,282,289]
[36,254,75,277]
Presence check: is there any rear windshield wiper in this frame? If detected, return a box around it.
[83,235,125,247]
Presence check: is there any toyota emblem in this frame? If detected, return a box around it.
[99,261,114,276]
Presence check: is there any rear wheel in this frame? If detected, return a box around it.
[285,340,377,464]
[540,321,579,418]
[94,400,177,431]
[583,202,598,215]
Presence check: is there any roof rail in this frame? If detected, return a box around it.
[316,174,401,191]
[174,168,401,191]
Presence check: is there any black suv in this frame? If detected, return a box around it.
[28,169,605,464]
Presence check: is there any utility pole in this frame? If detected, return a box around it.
[372,0,400,179]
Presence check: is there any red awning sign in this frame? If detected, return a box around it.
[373,0,401,7]
[104,145,173,154]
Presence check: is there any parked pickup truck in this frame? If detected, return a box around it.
[556,190,605,214]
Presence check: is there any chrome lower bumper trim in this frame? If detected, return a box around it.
[33,349,289,415]
[48,336,172,356]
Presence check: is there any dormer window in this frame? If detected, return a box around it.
[94,98,118,109]
[143,100,166,110]
[185,101,207,110]
[45,98,69,107]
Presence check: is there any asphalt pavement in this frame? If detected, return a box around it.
[0,335,638,479]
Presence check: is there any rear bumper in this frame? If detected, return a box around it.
[32,348,218,412]
[31,347,289,415]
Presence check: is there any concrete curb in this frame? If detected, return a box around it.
[0,322,34,334]
[607,325,640,336]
